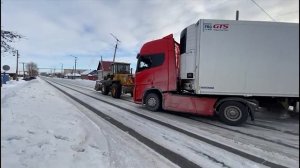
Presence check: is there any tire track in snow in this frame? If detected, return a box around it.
[52,78,298,136]
[45,78,288,168]
[49,79,133,102]
[45,80,202,168]
[51,78,298,148]
[246,123,298,136]
[186,117,298,150]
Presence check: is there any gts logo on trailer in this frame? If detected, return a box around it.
[203,23,229,31]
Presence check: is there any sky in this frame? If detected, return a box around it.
[1,0,299,73]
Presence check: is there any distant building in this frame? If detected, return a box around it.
[97,61,113,80]
[63,69,87,75]
[64,73,81,79]
[81,70,98,80]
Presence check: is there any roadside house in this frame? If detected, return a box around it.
[81,70,98,80]
[96,61,113,80]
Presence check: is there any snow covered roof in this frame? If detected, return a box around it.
[81,70,97,75]
[65,73,81,77]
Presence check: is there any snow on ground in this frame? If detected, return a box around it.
[1,79,27,99]
[1,77,177,168]
[60,78,95,88]
[47,77,299,167]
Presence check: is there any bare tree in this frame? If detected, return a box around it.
[26,62,39,77]
[1,29,23,54]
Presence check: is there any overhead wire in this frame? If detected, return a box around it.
[249,0,276,21]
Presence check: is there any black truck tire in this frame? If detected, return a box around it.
[218,101,248,126]
[102,85,109,95]
[111,83,122,98]
[145,93,161,111]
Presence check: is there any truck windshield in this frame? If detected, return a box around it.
[137,56,151,72]
[136,53,164,72]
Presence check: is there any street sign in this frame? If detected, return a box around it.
[2,65,10,71]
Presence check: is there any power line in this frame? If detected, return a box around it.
[249,0,276,21]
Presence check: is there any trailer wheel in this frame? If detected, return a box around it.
[101,85,109,95]
[111,83,122,98]
[145,93,161,111]
[218,101,248,126]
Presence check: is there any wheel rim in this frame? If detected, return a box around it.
[224,106,242,121]
[147,97,156,107]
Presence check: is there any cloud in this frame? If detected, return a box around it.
[1,0,299,72]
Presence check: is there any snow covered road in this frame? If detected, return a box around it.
[2,77,299,168]
[1,78,177,168]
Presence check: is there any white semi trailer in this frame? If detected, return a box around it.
[180,19,299,98]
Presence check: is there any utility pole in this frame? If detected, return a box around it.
[236,10,239,20]
[15,50,19,81]
[70,55,77,79]
[61,63,63,77]
[75,57,77,74]
[101,55,104,79]
[110,33,121,64]
[19,62,25,78]
[72,66,74,79]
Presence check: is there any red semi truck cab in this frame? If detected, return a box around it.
[134,34,179,102]
[134,34,222,122]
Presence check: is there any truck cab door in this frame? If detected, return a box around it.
[134,55,154,102]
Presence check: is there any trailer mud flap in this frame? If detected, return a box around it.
[246,102,256,121]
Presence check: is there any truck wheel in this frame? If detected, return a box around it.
[111,83,122,98]
[102,85,109,95]
[218,101,248,126]
[145,93,161,111]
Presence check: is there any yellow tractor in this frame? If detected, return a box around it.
[95,62,134,98]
